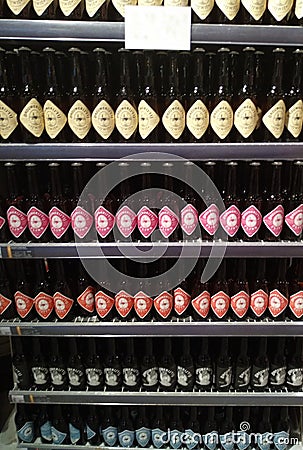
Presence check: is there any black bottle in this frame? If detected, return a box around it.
[136,406,151,448]
[286,338,303,392]
[67,338,85,390]
[177,338,194,391]
[31,338,50,389]
[203,407,218,450]
[68,405,86,445]
[185,407,200,450]
[0,260,15,320]
[85,338,103,390]
[273,407,290,448]
[255,407,272,450]
[141,338,158,391]
[14,260,35,321]
[211,260,230,321]
[268,259,289,321]
[236,407,251,450]
[195,338,213,391]
[169,407,183,450]
[38,406,52,444]
[151,406,167,449]
[215,338,232,391]
[86,405,101,446]
[51,405,69,445]
[118,407,135,448]
[123,338,140,391]
[159,338,177,392]
[251,338,269,390]
[219,407,235,450]
[230,260,250,321]
[102,406,118,447]
[49,338,68,390]
[249,259,268,320]
[15,405,36,444]
[282,161,303,241]
[75,262,95,317]
[12,338,31,389]
[33,260,54,321]
[234,338,251,391]
[269,338,287,390]
[53,260,75,321]
[104,338,122,391]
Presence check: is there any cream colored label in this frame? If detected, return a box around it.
[191,0,214,19]
[268,0,293,20]
[256,106,262,129]
[241,0,266,19]
[234,99,258,138]
[215,0,240,19]
[6,0,30,14]
[20,99,44,138]
[164,0,184,4]
[44,100,67,140]
[162,99,185,140]
[92,100,115,140]
[262,99,286,139]
[285,100,303,138]
[295,0,303,18]
[138,0,162,4]
[186,99,209,139]
[33,0,53,15]
[68,100,91,139]
[59,0,81,16]
[112,0,136,17]
[138,100,160,139]
[0,101,18,140]
[210,100,233,139]
[86,0,106,16]
[115,99,138,139]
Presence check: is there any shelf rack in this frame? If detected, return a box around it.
[14,445,303,450]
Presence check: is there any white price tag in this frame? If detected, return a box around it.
[11,394,24,403]
[0,327,11,336]
[125,5,191,50]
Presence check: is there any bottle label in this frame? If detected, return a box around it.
[289,291,303,318]
[0,216,5,230]
[199,204,220,236]
[196,366,212,386]
[112,0,136,16]
[138,0,163,4]
[49,367,67,386]
[44,100,67,138]
[95,290,115,319]
[158,206,179,238]
[186,100,209,139]
[103,426,118,446]
[86,367,102,387]
[0,294,12,315]
[270,364,286,386]
[262,100,286,139]
[295,0,303,18]
[136,427,151,447]
[6,0,30,13]
[162,99,185,140]
[220,432,234,450]
[92,99,115,138]
[17,421,34,443]
[220,205,241,237]
[273,431,289,450]
[68,100,91,138]
[86,424,96,440]
[20,98,44,138]
[116,205,137,238]
[14,291,34,319]
[268,289,288,318]
[13,365,25,387]
[0,101,18,139]
[34,292,54,319]
[210,100,233,139]
[94,206,115,238]
[170,430,183,449]
[67,367,84,387]
[115,290,134,318]
[7,206,28,238]
[142,367,158,387]
[137,206,158,238]
[104,367,121,387]
[191,0,214,18]
[54,292,74,319]
[152,428,167,448]
[123,367,140,386]
[256,432,272,450]
[51,426,67,445]
[59,0,81,14]
[217,366,232,387]
[177,365,194,387]
[77,286,95,313]
[49,206,71,239]
[115,99,138,139]
[235,366,251,388]
[287,367,302,387]
[285,204,303,236]
[40,421,52,442]
[252,365,269,387]
[69,424,80,444]
[134,291,153,319]
[154,291,173,319]
[285,100,303,138]
[181,204,199,236]
[174,287,191,316]
[250,289,268,317]
[138,100,160,139]
[268,0,293,20]
[203,431,219,450]
[241,0,266,20]
[159,367,176,387]
[231,290,250,318]
[27,206,49,239]
[32,366,49,385]
[192,291,211,319]
[236,431,250,450]
[263,204,284,237]
[241,205,262,237]
[71,206,93,239]
[211,291,230,319]
[118,430,135,448]
[234,99,258,138]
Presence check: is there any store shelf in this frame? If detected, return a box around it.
[16,445,303,450]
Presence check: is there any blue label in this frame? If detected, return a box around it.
[170,429,183,449]
[185,428,200,449]
[203,431,219,450]
[236,431,250,450]
[103,426,118,446]
[118,429,135,447]
[152,428,168,448]
[220,433,234,450]
[17,421,34,443]
[86,424,97,440]
[273,431,289,450]
[69,423,81,444]
[136,427,151,447]
[51,426,67,444]
[40,420,52,442]
[256,432,272,450]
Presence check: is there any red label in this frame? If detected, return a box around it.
[289,291,303,319]
[14,291,34,319]
[285,204,303,237]
[27,206,49,239]
[191,291,211,318]
[71,206,93,239]
[220,205,241,237]
[94,206,115,239]
[231,290,250,318]
[95,290,115,318]
[115,290,134,318]
[158,206,179,238]
[268,289,288,318]
[77,286,95,313]
[199,204,220,236]
[0,294,12,315]
[263,205,284,237]
[241,205,262,237]
[173,287,191,315]
[154,291,173,319]
[34,292,54,319]
[0,216,5,230]
[250,289,268,317]
[137,206,158,238]
[134,291,153,319]
[7,206,28,238]
[49,207,71,239]
[180,204,198,236]
[211,291,230,319]
[116,206,137,238]
[54,292,74,319]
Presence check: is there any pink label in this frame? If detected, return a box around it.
[158,206,179,238]
[199,204,219,236]
[71,206,93,239]
[181,204,198,236]
[0,216,5,230]
[241,205,262,237]
[7,206,28,238]
[285,204,303,236]
[220,205,241,237]
[94,206,115,238]
[290,291,303,319]
[191,291,211,318]
[137,206,158,238]
[116,206,137,238]
[27,206,49,239]
[263,205,284,237]
[49,207,71,239]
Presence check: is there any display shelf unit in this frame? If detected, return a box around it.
[15,445,303,450]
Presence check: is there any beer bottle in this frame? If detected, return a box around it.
[180,162,200,240]
[68,405,86,445]
[255,407,271,450]
[236,407,251,450]
[267,0,293,23]
[230,260,250,320]
[38,406,52,444]
[136,162,158,243]
[133,51,144,106]
[158,163,180,242]
[211,260,230,321]
[135,406,151,448]
[75,262,95,317]
[115,162,137,241]
[268,259,289,320]
[0,197,9,243]
[262,49,286,142]
[154,260,174,321]
[151,406,166,448]
[94,162,116,242]
[184,407,199,449]
[51,405,69,445]
[241,162,263,241]
[67,338,86,390]
[0,48,19,142]
[0,260,15,320]
[191,260,211,321]
[195,338,213,390]
[174,264,192,320]
[12,338,31,389]
[219,407,234,450]
[159,337,176,391]
[14,260,35,321]
[294,0,303,23]
[177,338,194,391]
[59,0,84,18]
[33,0,57,20]
[55,51,68,97]
[49,337,68,390]
[5,162,28,242]
[199,161,220,240]
[282,161,303,241]
[134,264,153,321]
[115,49,138,142]
[156,51,168,142]
[85,338,103,390]
[273,407,290,449]
[215,338,232,391]
[286,338,303,391]
[269,337,286,390]
[53,260,75,321]
[118,407,135,448]
[284,50,303,141]
[103,406,118,446]
[123,338,140,391]
[48,163,71,242]
[15,405,35,444]
[251,337,269,390]
[95,263,116,321]
[219,162,241,241]
[33,260,54,321]
[169,407,183,450]
[234,338,251,391]
[104,338,122,391]
[203,53,216,143]
[141,338,158,391]
[254,50,266,142]
[241,0,266,23]
[288,259,303,320]
[31,338,50,389]
[86,405,101,445]
[115,259,134,321]
[86,0,107,19]
[262,162,284,241]
[250,259,269,320]
[203,407,218,450]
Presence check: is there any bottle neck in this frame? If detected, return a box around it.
[33,339,41,356]
[16,260,26,281]
[70,51,84,95]
[294,339,302,357]
[248,164,260,197]
[72,165,84,198]
[225,407,233,424]
[258,338,267,356]
[219,337,228,356]
[88,338,96,355]
[254,52,264,95]
[238,259,246,281]
[179,53,190,96]
[271,52,285,93]
[0,51,8,89]
[182,338,190,355]
[192,51,204,94]
[143,53,156,95]
[226,164,237,197]
[94,51,109,96]
[126,338,134,355]
[6,165,19,197]
[69,339,78,355]
[216,260,226,281]
[218,51,230,93]
[36,260,46,284]
[291,163,303,195]
[290,52,303,92]
[262,407,270,424]
[277,259,287,281]
[134,52,144,96]
[164,338,172,354]
[20,50,34,93]
[107,339,116,355]
[199,338,209,355]
[256,259,266,280]
[145,338,153,356]
[158,53,167,96]
[55,260,65,282]
[270,164,282,196]
[208,407,215,422]
[229,52,239,95]
[119,51,132,96]
[27,165,40,197]
[205,53,215,95]
[50,165,63,197]
[44,51,58,94]
[239,338,248,356]
[168,54,179,95]
[51,338,59,355]
[189,407,197,422]
[242,50,255,93]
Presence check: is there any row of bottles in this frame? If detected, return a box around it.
[12,336,303,392]
[0,46,302,143]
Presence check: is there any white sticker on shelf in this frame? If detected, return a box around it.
[11,394,24,403]
[0,327,11,336]
[125,5,191,50]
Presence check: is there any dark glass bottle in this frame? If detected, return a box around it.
[104,338,122,391]
[267,0,293,23]
[94,161,116,243]
[180,161,201,241]
[102,406,118,446]
[195,338,213,391]
[15,405,35,444]
[154,259,174,321]
[5,162,28,243]
[169,407,183,450]
[53,260,75,321]
[211,260,230,321]
[174,262,192,320]
[151,406,167,449]
[230,260,250,320]
[0,260,15,320]
[286,338,303,391]
[58,0,84,19]
[67,338,86,390]
[51,405,69,445]
[115,162,137,242]
[177,338,194,391]
[254,50,266,142]
[200,161,220,240]
[14,260,35,321]
[241,162,263,241]
[250,259,268,320]
[251,338,269,390]
[38,406,52,444]
[114,259,134,321]
[49,337,68,390]
[215,338,232,391]
[136,406,151,448]
[48,163,71,243]
[236,407,252,450]
[85,0,107,19]
[0,48,19,143]
[118,407,135,448]
[203,407,218,450]
[136,162,158,244]
[219,407,235,450]
[261,162,284,242]
[68,405,86,445]
[12,338,31,389]
[31,338,50,389]
[273,407,290,449]
[86,405,101,446]
[141,338,158,391]
[191,260,211,321]
[95,263,116,321]
[255,408,272,450]
[158,163,180,243]
[288,260,303,320]
[123,338,140,391]
[184,407,200,449]
[220,162,241,241]
[85,338,103,390]
[33,260,54,321]
[269,337,286,390]
[75,262,95,317]
[159,338,177,392]
[234,338,251,391]
[282,161,303,241]
[268,259,289,321]
[156,51,168,143]
[284,50,303,142]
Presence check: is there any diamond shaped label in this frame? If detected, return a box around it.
[95,290,115,319]
[116,206,137,238]
[211,291,230,319]
[181,204,198,236]
[7,206,28,239]
[134,291,153,319]
[192,291,211,318]
[158,206,179,238]
[71,206,93,239]
[250,289,268,317]
[289,291,303,319]
[285,204,303,237]
[94,206,115,239]
[77,286,95,313]
[34,292,54,319]
[137,206,158,238]
[199,204,220,236]
[263,204,284,237]
[220,205,241,237]
[268,289,288,318]
[27,206,49,239]
[49,207,71,239]
[0,294,12,315]
[173,287,191,316]
[54,292,74,320]
[115,290,134,318]
[154,291,173,319]
[241,205,262,237]
[14,291,34,319]
[231,290,250,318]
[0,216,5,230]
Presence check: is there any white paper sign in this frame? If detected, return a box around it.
[125,5,191,50]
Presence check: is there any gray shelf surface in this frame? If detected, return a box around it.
[16,445,303,450]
